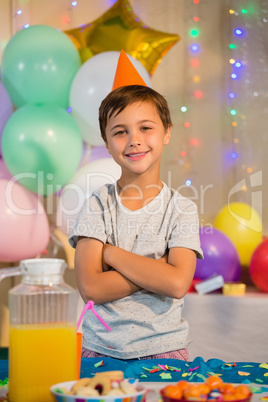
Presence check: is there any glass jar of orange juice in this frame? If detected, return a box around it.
[7,258,77,402]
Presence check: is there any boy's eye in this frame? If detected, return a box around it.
[114,130,127,136]
[141,126,151,131]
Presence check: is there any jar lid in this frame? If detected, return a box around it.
[20,258,67,284]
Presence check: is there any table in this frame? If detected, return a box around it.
[1,356,268,400]
[183,291,268,362]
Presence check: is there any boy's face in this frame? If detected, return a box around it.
[105,101,171,179]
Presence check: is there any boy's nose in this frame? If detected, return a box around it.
[129,131,142,146]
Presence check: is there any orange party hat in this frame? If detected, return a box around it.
[112,50,148,91]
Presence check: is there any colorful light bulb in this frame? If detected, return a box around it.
[194,90,203,99]
[229,92,236,98]
[234,28,244,36]
[190,43,200,53]
[191,59,200,67]
[190,28,199,37]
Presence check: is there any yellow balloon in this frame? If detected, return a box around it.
[214,202,262,267]
[54,228,75,269]
[64,0,180,75]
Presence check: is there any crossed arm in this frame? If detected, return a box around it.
[75,237,197,305]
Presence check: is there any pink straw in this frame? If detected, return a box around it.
[77,300,111,332]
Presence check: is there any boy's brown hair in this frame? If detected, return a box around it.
[99,85,172,143]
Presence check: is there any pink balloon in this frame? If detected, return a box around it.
[0,157,13,180]
[0,82,13,156]
[0,179,50,262]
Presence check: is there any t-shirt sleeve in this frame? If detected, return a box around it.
[68,194,107,249]
[167,199,204,259]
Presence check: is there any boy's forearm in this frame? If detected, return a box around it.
[103,245,184,298]
[78,269,142,305]
[74,239,142,305]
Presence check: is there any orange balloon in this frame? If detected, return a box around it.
[64,0,180,75]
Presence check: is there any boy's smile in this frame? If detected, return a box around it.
[105,101,171,180]
[125,150,149,161]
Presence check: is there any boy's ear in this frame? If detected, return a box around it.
[164,125,171,145]
[105,141,111,154]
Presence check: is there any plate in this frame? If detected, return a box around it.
[50,380,147,402]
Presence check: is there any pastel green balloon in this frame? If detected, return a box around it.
[2,104,83,195]
[1,25,81,108]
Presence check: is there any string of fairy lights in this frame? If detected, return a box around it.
[178,0,203,188]
[227,5,249,185]
[226,2,268,209]
[226,3,261,199]
[178,1,257,191]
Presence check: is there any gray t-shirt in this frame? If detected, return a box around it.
[69,182,203,359]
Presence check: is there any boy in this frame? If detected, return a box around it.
[69,52,203,360]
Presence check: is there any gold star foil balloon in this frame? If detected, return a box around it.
[64,0,180,75]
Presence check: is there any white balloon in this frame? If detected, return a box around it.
[69,51,151,146]
[56,157,121,235]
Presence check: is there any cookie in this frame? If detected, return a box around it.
[76,387,99,396]
[71,377,91,394]
[96,371,124,381]
[90,374,112,395]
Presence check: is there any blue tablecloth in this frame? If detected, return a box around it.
[1,356,268,385]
